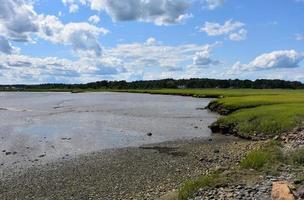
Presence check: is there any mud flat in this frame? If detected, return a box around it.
[0,92,229,199]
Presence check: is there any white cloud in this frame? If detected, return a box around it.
[0,36,14,54]
[65,0,191,25]
[99,39,221,80]
[145,37,158,46]
[0,53,130,84]
[88,15,100,24]
[228,28,247,41]
[69,4,79,13]
[231,50,304,72]
[0,0,109,57]
[62,0,85,13]
[295,34,304,41]
[0,0,38,42]
[0,38,222,83]
[201,0,225,10]
[191,42,220,67]
[200,19,247,41]
[38,15,108,56]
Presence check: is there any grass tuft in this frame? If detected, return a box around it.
[240,142,283,171]
[291,148,304,165]
[178,172,222,200]
[240,150,269,170]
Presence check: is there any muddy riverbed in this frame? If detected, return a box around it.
[0,92,217,178]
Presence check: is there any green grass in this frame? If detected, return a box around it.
[178,172,222,200]
[215,104,304,138]
[115,88,303,98]
[124,89,304,139]
[121,89,304,139]
[240,142,283,171]
[291,147,304,165]
[240,150,269,170]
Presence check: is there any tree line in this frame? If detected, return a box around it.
[1,78,303,91]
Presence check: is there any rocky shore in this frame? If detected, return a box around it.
[0,135,260,200]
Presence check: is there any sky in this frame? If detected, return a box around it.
[0,0,304,84]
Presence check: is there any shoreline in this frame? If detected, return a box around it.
[0,134,260,200]
[1,91,302,199]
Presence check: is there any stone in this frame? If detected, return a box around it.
[294,179,302,184]
[214,149,220,153]
[297,187,304,198]
[271,181,295,200]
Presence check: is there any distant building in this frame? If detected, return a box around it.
[177,85,186,89]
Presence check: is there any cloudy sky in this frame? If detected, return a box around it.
[0,0,304,84]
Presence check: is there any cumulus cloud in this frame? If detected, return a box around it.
[65,0,191,25]
[38,15,108,56]
[0,36,15,54]
[231,50,304,72]
[200,20,247,41]
[0,0,38,42]
[62,0,86,13]
[0,0,108,57]
[88,15,101,24]
[191,43,220,67]
[201,0,225,10]
[102,39,221,78]
[0,54,78,83]
[0,53,129,83]
[0,38,222,83]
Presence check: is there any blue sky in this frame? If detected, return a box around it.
[0,0,304,84]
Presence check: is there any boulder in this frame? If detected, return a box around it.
[271,181,295,200]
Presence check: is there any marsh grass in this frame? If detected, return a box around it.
[178,172,222,200]
[240,142,284,171]
[116,89,304,138]
[217,104,304,138]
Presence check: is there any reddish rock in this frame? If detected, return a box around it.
[271,181,295,200]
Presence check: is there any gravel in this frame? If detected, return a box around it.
[0,135,258,200]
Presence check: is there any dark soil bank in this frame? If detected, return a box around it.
[0,135,259,200]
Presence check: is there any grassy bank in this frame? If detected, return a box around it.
[113,89,304,139]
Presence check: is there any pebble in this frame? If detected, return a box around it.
[192,182,272,200]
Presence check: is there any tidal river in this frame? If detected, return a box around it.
[0,92,217,172]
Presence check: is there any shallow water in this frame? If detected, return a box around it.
[0,92,217,170]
